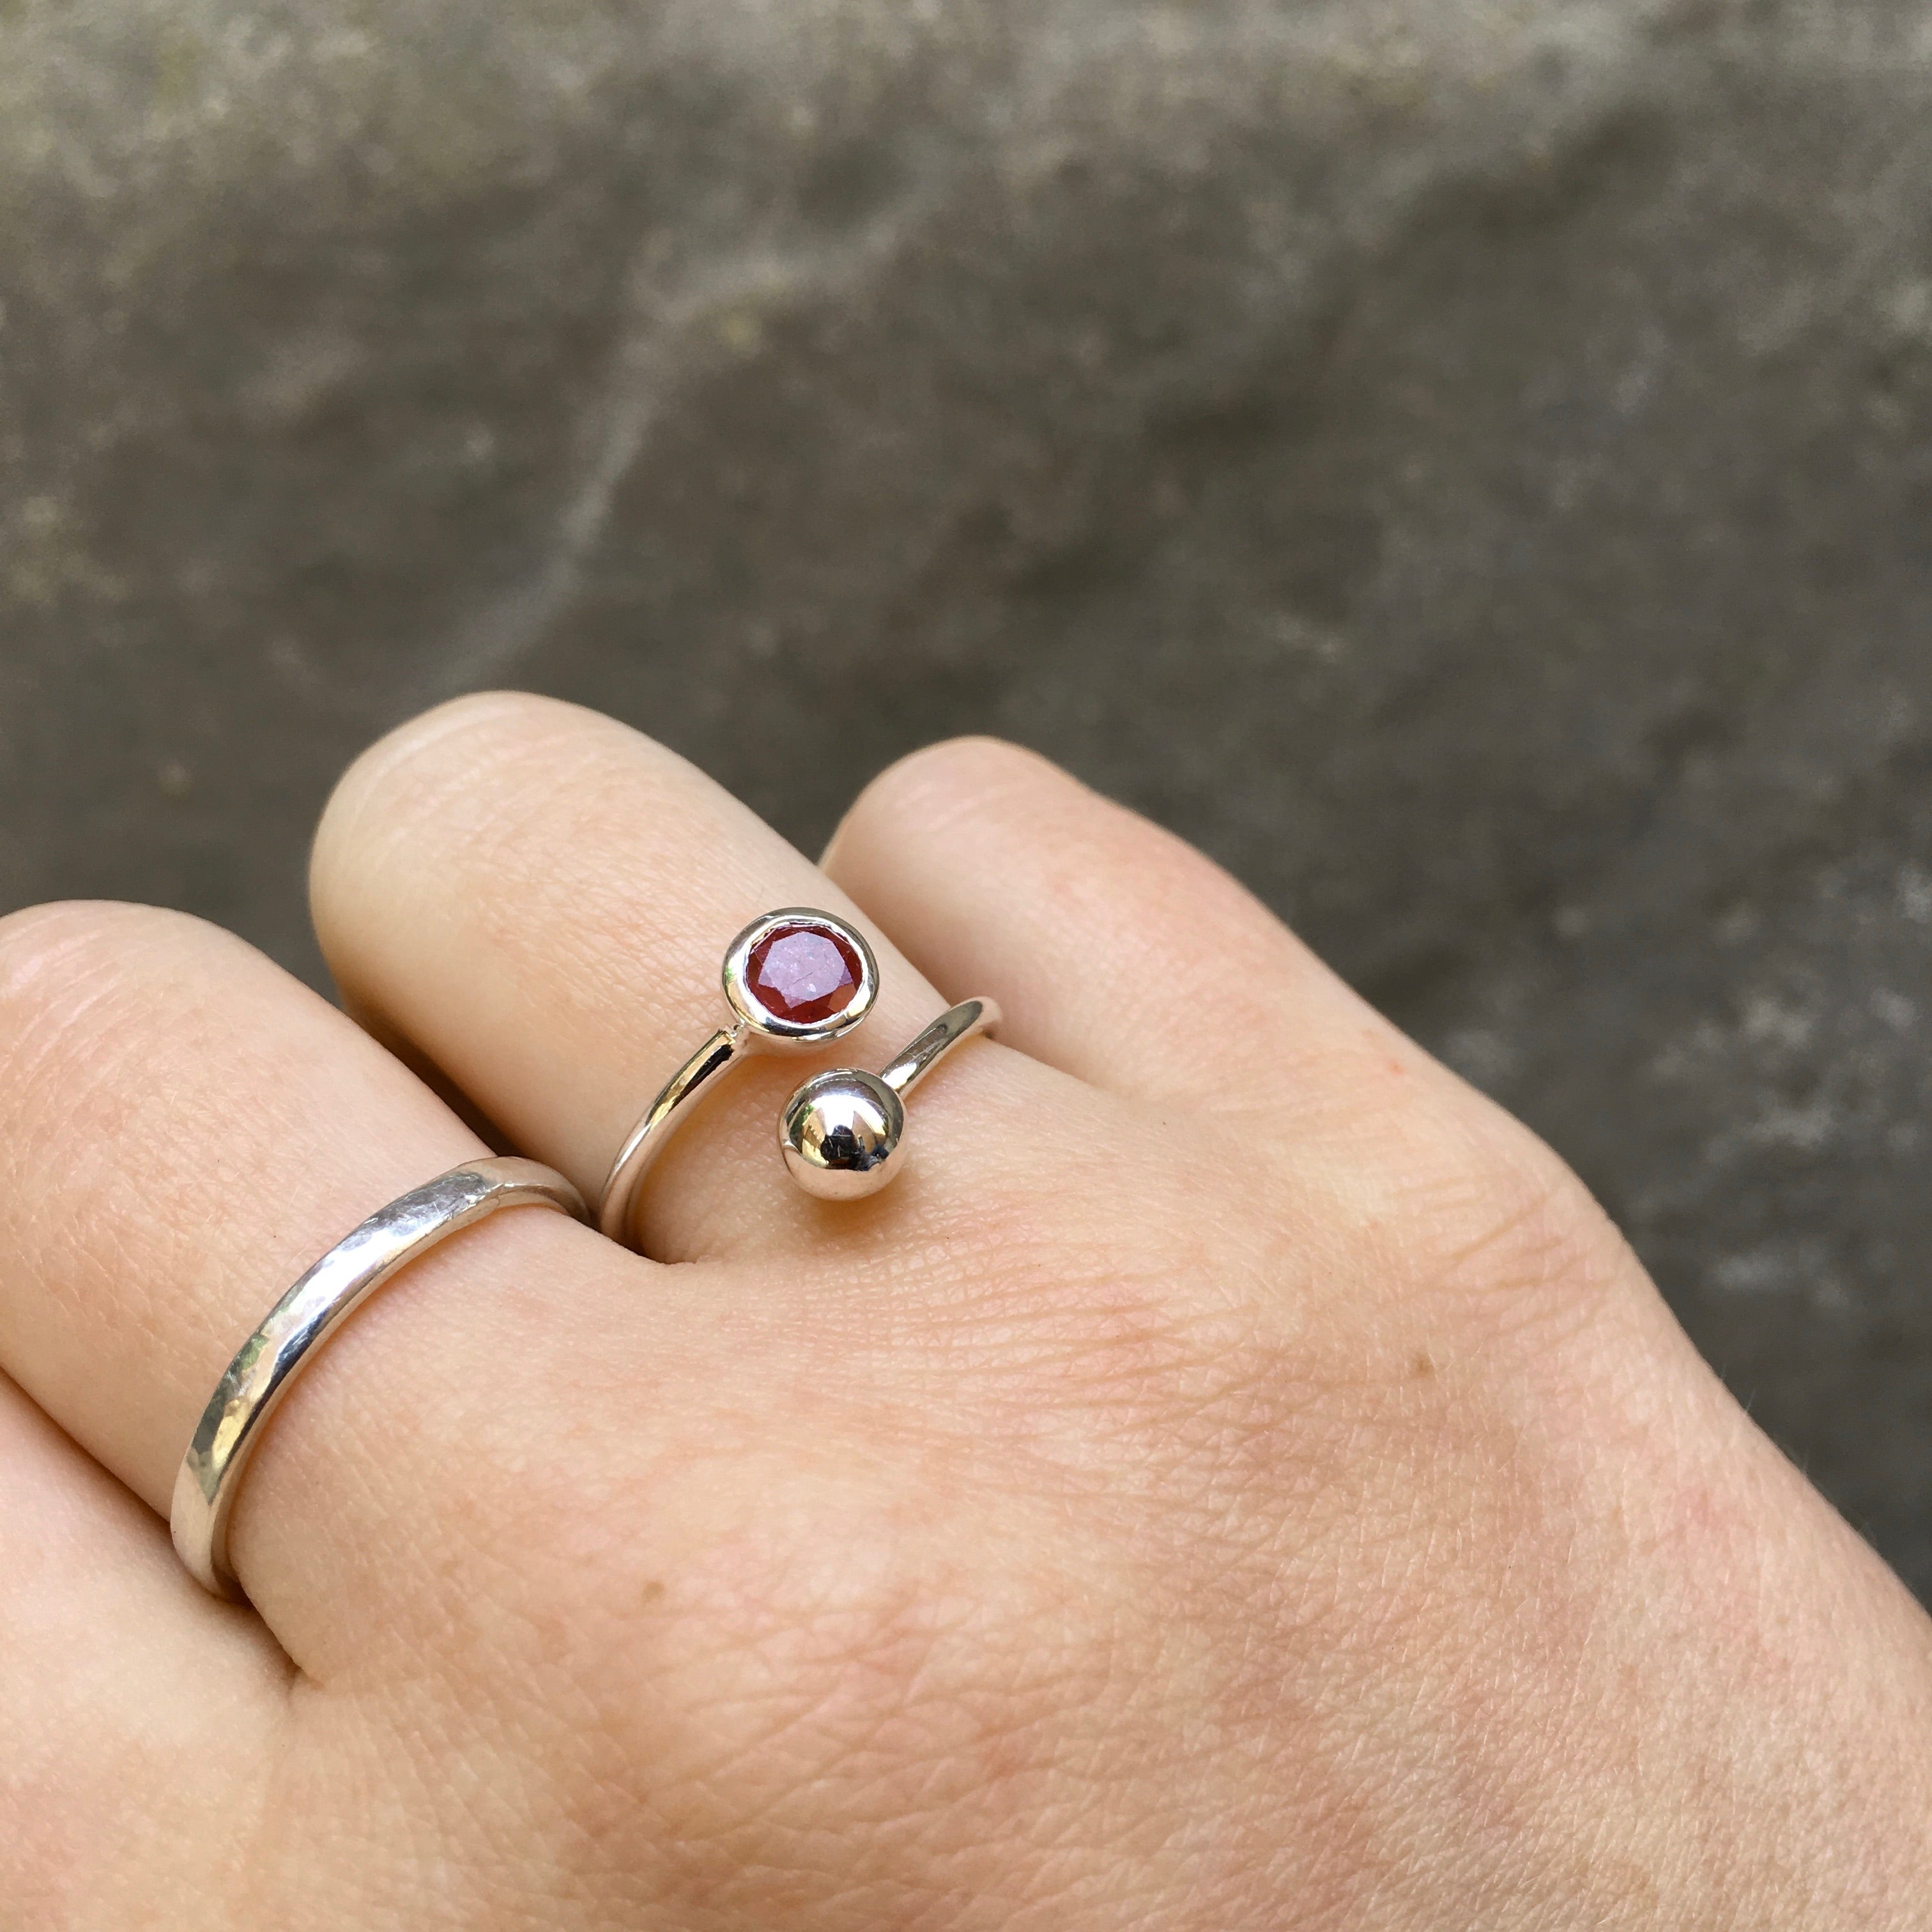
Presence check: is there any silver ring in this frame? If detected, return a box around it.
[779,997,1000,1199]
[598,908,880,1248]
[171,1156,588,1601]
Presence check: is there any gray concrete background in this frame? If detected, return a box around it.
[1,0,1928,1597]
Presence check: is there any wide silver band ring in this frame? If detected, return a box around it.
[599,908,880,1249]
[171,1156,588,1601]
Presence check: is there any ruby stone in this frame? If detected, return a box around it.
[745,923,863,1025]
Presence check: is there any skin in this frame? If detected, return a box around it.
[0,692,1928,1931]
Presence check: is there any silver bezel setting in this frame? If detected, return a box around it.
[722,907,879,1050]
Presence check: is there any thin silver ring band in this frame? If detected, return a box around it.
[779,998,1001,1199]
[171,1156,588,1601]
[878,997,1001,1100]
[599,907,880,1249]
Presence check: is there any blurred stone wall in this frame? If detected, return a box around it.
[1,0,1929,1595]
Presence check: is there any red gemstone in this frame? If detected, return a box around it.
[745,922,863,1025]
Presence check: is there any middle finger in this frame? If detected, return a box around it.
[311,693,1096,1262]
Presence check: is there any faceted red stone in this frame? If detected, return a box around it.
[745,922,863,1025]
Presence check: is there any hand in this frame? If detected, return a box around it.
[4,694,1928,1929]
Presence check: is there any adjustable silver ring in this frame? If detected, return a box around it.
[599,908,880,1248]
[171,1156,588,1601]
[779,997,1000,1199]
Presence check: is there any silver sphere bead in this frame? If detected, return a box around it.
[779,1068,906,1200]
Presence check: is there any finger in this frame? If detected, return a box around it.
[311,693,1089,1263]
[0,899,630,1667]
[0,1371,288,1914]
[822,737,1427,1114]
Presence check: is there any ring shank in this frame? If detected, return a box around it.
[596,1025,746,1245]
[170,1156,586,1601]
[879,998,1002,1099]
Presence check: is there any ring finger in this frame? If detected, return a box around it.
[0,900,627,1667]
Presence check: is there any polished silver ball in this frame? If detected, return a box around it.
[779,1068,906,1200]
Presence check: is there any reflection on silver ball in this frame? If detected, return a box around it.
[779,1069,905,1200]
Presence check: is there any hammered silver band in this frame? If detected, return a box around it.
[171,1156,588,1600]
